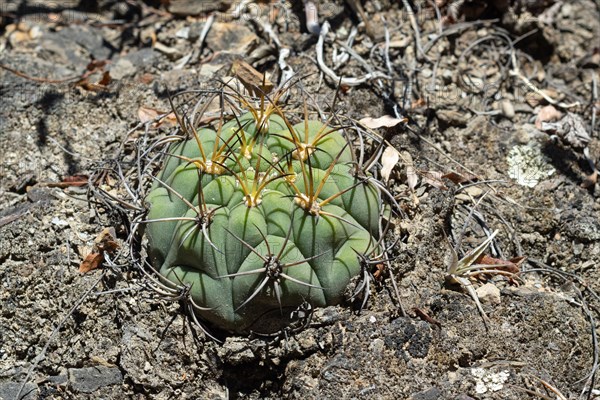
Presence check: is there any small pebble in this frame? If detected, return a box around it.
[464,186,483,198]
[175,26,189,39]
[51,217,69,227]
[441,69,453,84]
[476,283,501,305]
[500,99,515,119]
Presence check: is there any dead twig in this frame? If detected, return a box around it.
[509,377,568,400]
[509,46,580,109]
[400,0,430,62]
[344,0,378,40]
[0,62,81,84]
[316,21,390,87]
[423,19,499,54]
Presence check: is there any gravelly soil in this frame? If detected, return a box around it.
[1,1,599,399]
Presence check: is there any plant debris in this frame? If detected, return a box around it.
[79,228,119,274]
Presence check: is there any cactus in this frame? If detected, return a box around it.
[143,88,385,335]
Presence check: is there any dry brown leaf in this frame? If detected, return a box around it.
[412,307,442,327]
[138,106,177,127]
[401,150,419,190]
[232,59,274,96]
[474,254,524,277]
[79,252,104,274]
[442,171,479,185]
[95,228,119,253]
[139,73,155,84]
[470,255,525,285]
[411,98,426,109]
[359,115,407,129]
[46,174,89,188]
[138,106,161,123]
[86,59,110,71]
[421,170,447,190]
[78,228,119,274]
[381,146,399,183]
[581,170,598,188]
[77,81,110,92]
[72,60,112,92]
[98,71,111,86]
[161,112,177,126]
[535,105,563,129]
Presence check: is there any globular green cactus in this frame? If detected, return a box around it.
[144,91,384,335]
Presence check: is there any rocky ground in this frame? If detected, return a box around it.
[1,0,599,399]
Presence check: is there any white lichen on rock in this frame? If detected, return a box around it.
[471,367,510,394]
[506,144,555,188]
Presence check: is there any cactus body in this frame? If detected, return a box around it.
[145,108,382,334]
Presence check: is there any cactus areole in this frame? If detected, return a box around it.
[145,104,383,335]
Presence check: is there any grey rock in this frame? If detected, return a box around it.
[57,25,111,60]
[39,36,87,69]
[47,374,68,385]
[68,366,122,393]
[205,22,257,54]
[168,0,234,15]
[123,48,156,67]
[562,215,600,242]
[37,25,110,69]
[26,187,54,203]
[219,337,257,365]
[110,49,155,79]
[436,109,470,127]
[410,387,442,400]
[110,58,136,80]
[0,381,37,400]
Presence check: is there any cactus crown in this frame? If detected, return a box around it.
[143,80,387,336]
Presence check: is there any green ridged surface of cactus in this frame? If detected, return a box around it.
[145,108,382,334]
